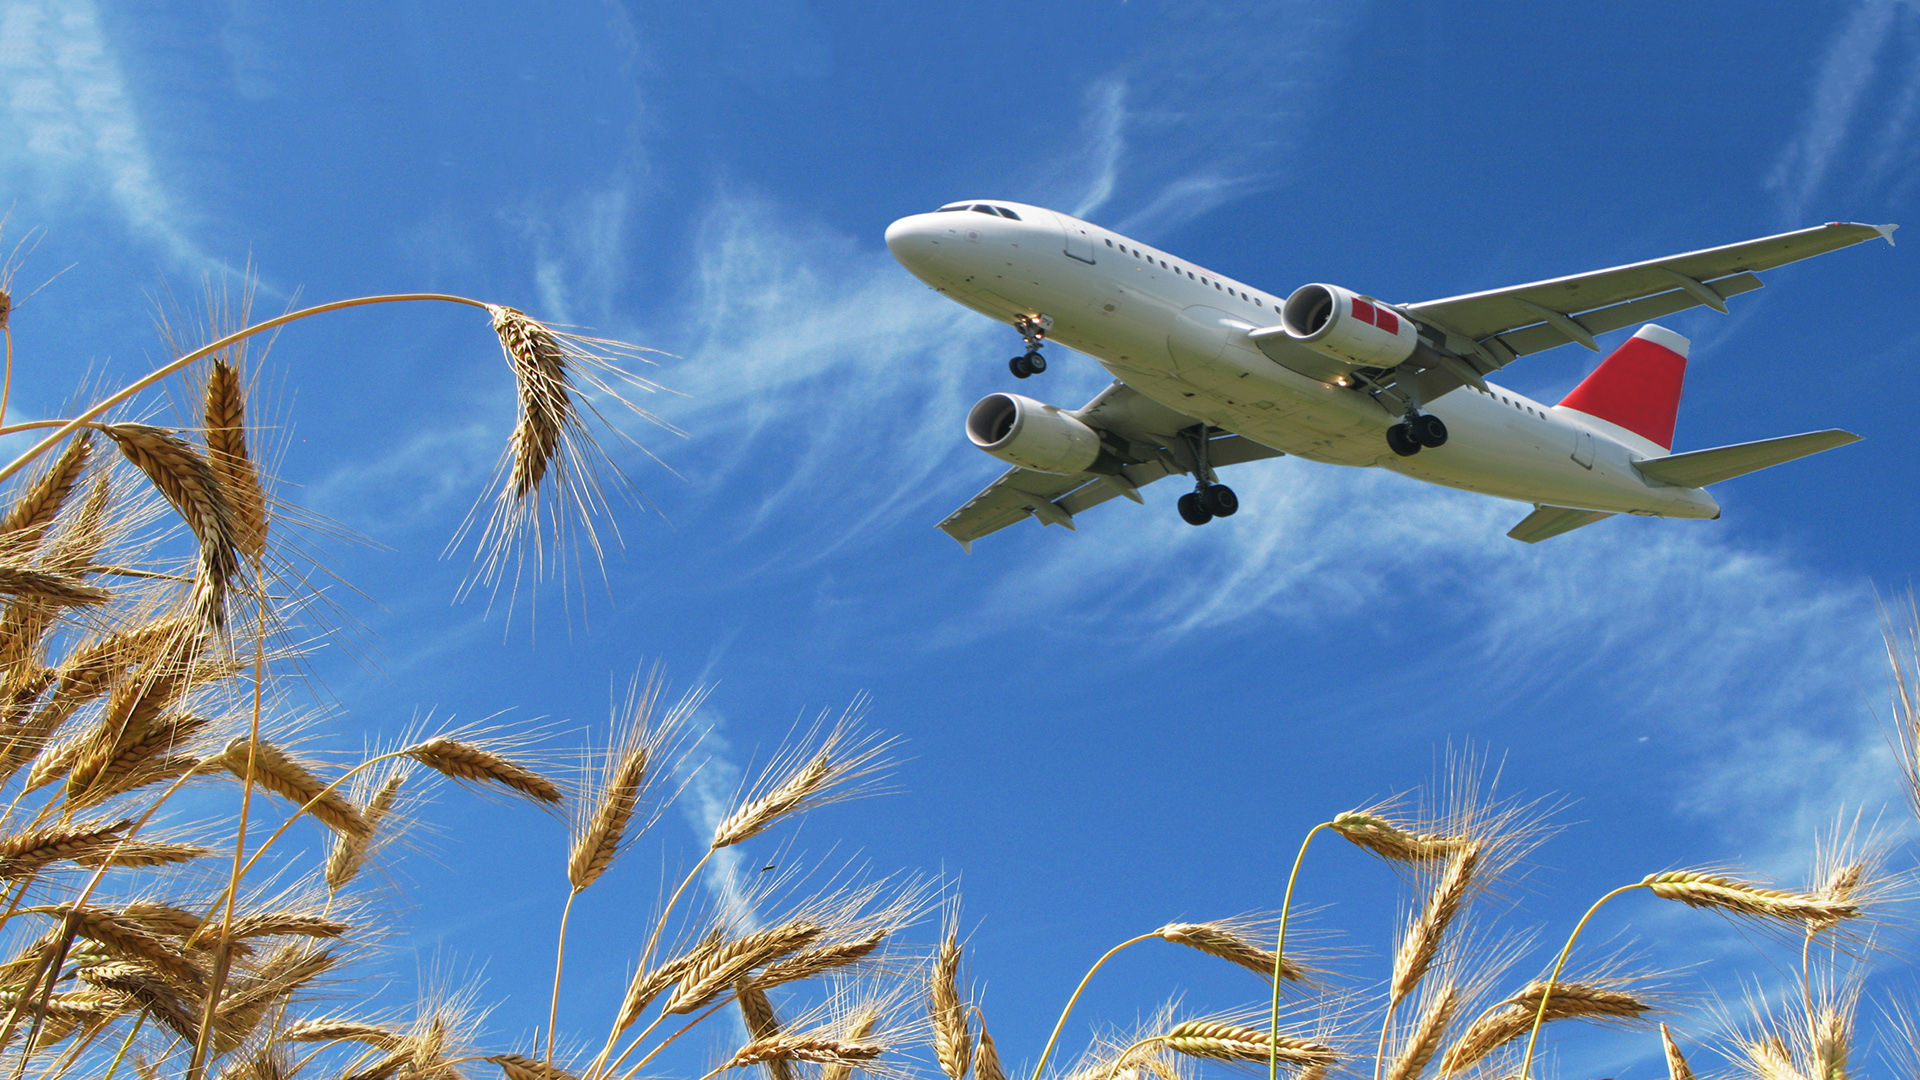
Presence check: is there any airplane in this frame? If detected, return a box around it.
[883,200,1894,548]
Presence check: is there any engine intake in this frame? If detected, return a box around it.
[966,393,1102,475]
[1282,283,1419,368]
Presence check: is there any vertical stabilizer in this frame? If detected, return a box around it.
[1556,324,1689,451]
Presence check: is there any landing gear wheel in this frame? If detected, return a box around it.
[1413,413,1449,448]
[1200,484,1238,517]
[1009,355,1033,379]
[1177,492,1213,526]
[1386,423,1421,457]
[1024,351,1046,374]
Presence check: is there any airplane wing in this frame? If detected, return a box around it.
[937,382,1285,549]
[1375,222,1896,404]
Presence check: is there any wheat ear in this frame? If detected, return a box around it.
[822,1010,881,1080]
[0,433,90,554]
[1161,1021,1337,1069]
[101,423,238,619]
[218,738,368,836]
[663,922,822,1015]
[1392,844,1482,1003]
[738,980,795,1080]
[1330,811,1465,863]
[730,1037,885,1068]
[327,766,407,890]
[406,737,562,804]
[203,358,266,559]
[1387,985,1459,1080]
[1158,922,1310,983]
[1642,871,1857,924]
[929,927,971,1080]
[1438,982,1650,1075]
[488,1053,582,1080]
[711,714,892,848]
[283,1018,406,1049]
[1660,1024,1696,1080]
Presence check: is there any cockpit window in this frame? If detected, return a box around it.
[996,207,1021,220]
[971,205,1000,216]
[936,203,968,212]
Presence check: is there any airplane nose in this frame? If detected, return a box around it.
[885,213,947,278]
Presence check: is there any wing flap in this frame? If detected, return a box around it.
[1507,505,1615,543]
[1632,430,1863,488]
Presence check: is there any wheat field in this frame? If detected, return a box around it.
[0,271,1903,1080]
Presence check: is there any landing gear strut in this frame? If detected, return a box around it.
[1386,412,1448,456]
[1176,424,1239,526]
[1008,315,1050,379]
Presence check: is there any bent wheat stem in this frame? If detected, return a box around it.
[1517,883,1644,1080]
[1272,822,1331,1080]
[549,887,581,1070]
[1028,932,1159,1080]
[589,847,715,1078]
[0,293,492,485]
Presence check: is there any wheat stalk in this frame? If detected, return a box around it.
[406,737,562,805]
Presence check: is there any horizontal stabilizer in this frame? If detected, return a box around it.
[1632,429,1862,488]
[1507,504,1614,544]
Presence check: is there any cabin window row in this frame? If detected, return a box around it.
[1101,239,1270,308]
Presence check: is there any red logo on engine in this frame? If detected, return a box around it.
[1352,298,1376,326]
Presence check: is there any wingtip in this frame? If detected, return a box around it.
[1878,223,1899,247]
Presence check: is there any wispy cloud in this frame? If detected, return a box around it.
[1767,0,1920,223]
[0,0,211,268]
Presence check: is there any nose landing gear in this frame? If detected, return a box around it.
[1008,315,1051,379]
[1387,412,1448,456]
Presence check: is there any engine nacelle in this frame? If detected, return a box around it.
[966,392,1102,475]
[1281,283,1420,367]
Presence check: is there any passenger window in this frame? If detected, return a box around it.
[1105,239,1113,246]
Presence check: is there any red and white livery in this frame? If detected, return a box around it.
[883,201,1892,545]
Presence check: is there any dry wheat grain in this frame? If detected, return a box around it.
[204,359,266,559]
[406,737,562,805]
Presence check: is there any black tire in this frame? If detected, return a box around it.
[1010,355,1032,378]
[1025,352,1047,373]
[1200,484,1239,517]
[1386,423,1421,457]
[1177,492,1213,526]
[1414,413,1449,448]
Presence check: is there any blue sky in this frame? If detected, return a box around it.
[2,1,1918,1076]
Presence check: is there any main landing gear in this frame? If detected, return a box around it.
[1008,314,1050,379]
[1177,483,1239,526]
[1175,423,1239,526]
[1386,412,1448,457]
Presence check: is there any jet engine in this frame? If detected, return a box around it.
[1281,283,1420,367]
[966,392,1102,475]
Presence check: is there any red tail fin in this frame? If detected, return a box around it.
[1556,324,1689,451]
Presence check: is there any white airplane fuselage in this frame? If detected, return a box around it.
[885,201,1721,520]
